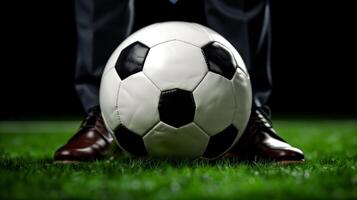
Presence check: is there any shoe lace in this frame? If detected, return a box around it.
[79,106,102,129]
[251,106,273,129]
[251,106,288,142]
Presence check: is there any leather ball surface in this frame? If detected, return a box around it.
[100,22,252,159]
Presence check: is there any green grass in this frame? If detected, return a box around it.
[0,119,356,200]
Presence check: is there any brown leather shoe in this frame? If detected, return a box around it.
[54,106,114,163]
[227,107,305,163]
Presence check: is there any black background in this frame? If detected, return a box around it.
[1,0,356,120]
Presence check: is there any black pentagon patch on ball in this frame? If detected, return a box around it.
[115,41,149,80]
[158,89,195,128]
[202,42,237,80]
[114,125,148,156]
[203,124,238,158]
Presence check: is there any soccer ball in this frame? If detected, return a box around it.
[100,22,252,159]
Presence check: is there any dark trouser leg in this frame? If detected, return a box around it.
[204,1,304,162]
[74,0,134,113]
[204,0,272,108]
[54,0,134,162]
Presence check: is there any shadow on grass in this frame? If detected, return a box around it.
[1,151,298,174]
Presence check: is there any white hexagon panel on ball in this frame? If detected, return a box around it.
[143,40,208,92]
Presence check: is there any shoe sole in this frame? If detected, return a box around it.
[278,159,305,165]
[53,160,82,164]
